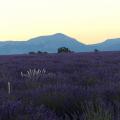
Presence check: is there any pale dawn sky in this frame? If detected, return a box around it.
[0,0,120,44]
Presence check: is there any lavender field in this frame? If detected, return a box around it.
[0,52,120,120]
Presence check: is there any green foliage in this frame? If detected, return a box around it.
[83,78,98,86]
[83,103,112,120]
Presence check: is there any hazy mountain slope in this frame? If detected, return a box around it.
[27,33,87,52]
[0,33,86,54]
[89,38,120,51]
[0,34,119,55]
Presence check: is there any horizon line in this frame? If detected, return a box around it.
[0,33,119,45]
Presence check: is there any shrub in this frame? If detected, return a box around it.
[94,49,99,53]
[37,51,42,54]
[21,68,46,81]
[83,103,112,120]
[29,51,36,55]
[43,52,48,54]
[58,47,71,53]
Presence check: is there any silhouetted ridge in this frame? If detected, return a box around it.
[0,33,119,55]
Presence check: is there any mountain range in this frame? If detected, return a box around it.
[0,33,120,55]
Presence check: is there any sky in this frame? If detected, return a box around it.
[0,0,120,44]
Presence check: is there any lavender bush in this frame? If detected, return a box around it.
[0,52,120,119]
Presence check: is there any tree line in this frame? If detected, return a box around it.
[29,47,99,54]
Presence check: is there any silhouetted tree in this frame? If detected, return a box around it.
[29,51,36,55]
[43,52,48,54]
[58,47,71,53]
[37,51,42,54]
[94,49,99,53]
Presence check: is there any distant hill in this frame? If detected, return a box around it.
[0,33,87,55]
[0,33,119,55]
[89,38,120,51]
